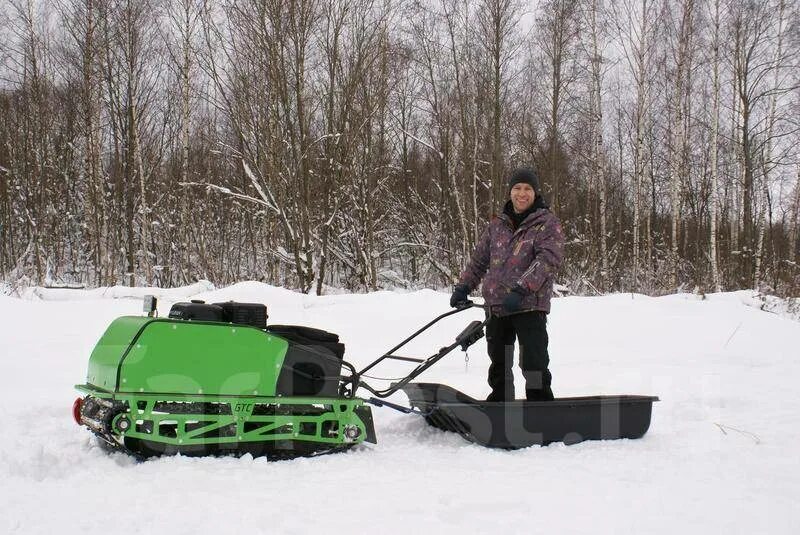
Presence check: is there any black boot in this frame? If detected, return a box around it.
[525,386,554,401]
[486,390,513,402]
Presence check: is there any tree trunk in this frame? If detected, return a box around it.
[708,0,721,292]
[753,0,786,290]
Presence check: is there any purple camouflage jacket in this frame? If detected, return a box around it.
[458,207,565,315]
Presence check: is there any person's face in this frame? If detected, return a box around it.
[510,183,535,213]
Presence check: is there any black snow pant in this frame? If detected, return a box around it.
[485,310,553,402]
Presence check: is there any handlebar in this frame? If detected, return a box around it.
[350,301,489,398]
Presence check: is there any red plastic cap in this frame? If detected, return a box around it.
[72,397,83,425]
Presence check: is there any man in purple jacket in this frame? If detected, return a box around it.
[450,167,565,401]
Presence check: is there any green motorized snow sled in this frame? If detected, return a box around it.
[73,299,376,459]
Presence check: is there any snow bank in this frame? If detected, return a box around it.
[660,289,800,322]
[18,280,216,302]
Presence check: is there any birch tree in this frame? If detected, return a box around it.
[535,0,579,213]
[728,0,794,286]
[584,0,608,289]
[752,0,788,289]
[614,0,658,289]
[707,0,722,292]
[665,0,695,289]
[478,0,520,207]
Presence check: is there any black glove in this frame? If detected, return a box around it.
[449,284,470,308]
[502,285,526,313]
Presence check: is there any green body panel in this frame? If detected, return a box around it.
[87,316,152,391]
[85,317,289,396]
[118,321,288,396]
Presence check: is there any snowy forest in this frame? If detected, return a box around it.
[0,0,798,296]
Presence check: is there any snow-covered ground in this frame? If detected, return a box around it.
[1,283,799,534]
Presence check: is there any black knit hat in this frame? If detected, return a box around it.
[508,167,540,193]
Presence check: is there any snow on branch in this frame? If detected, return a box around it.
[402,130,444,160]
[241,161,279,212]
[179,181,278,213]
[241,161,296,244]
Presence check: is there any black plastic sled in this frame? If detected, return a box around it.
[401,383,659,449]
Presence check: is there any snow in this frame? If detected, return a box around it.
[17,280,216,302]
[1,284,799,534]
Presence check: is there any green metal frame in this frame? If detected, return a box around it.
[75,386,371,447]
